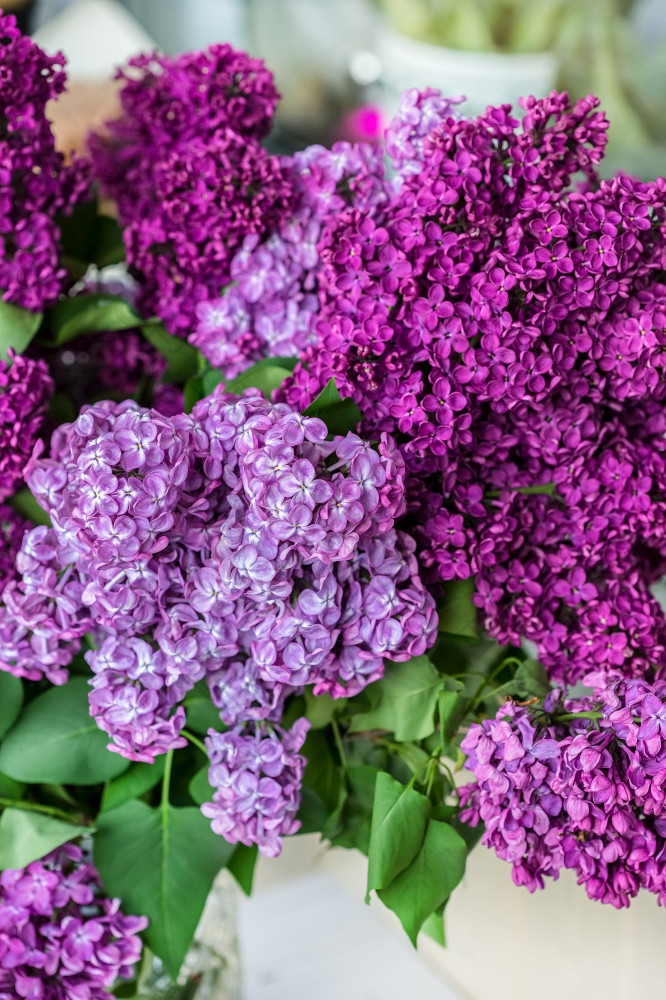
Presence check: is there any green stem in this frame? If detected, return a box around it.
[552,710,602,723]
[161,749,174,811]
[0,797,82,823]
[182,729,207,755]
[330,718,348,770]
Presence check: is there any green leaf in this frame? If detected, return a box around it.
[7,488,51,527]
[0,808,88,870]
[303,377,361,435]
[328,765,377,855]
[376,819,467,946]
[227,844,258,896]
[188,766,211,807]
[141,324,202,383]
[0,773,25,799]
[0,300,43,360]
[95,800,235,978]
[438,577,478,638]
[421,909,446,947]
[48,293,140,346]
[303,689,340,730]
[101,758,166,813]
[92,215,125,268]
[183,681,222,735]
[348,657,444,742]
[366,772,430,896]
[225,357,298,399]
[437,689,468,745]
[0,678,128,785]
[0,673,22,739]
[56,197,100,263]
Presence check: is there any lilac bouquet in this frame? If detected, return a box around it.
[0,8,665,996]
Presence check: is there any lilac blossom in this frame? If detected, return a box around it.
[0,352,53,501]
[0,843,146,999]
[202,719,309,857]
[0,12,90,310]
[0,389,436,766]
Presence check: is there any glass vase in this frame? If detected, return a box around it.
[135,870,241,1000]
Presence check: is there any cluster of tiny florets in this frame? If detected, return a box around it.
[0,390,435,786]
[461,678,666,908]
[283,90,666,685]
[0,11,89,309]
[0,843,146,1000]
[0,352,53,501]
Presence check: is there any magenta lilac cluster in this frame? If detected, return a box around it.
[283,91,666,684]
[0,388,435,849]
[460,677,666,908]
[202,718,309,858]
[88,45,278,220]
[0,842,146,999]
[0,352,53,501]
[89,46,288,337]
[0,11,89,310]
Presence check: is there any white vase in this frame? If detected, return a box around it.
[377,26,558,118]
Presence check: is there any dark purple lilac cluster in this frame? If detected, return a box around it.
[202,718,309,858]
[88,45,278,220]
[0,389,435,801]
[0,842,146,999]
[0,11,89,310]
[88,46,289,338]
[460,679,666,908]
[0,352,53,501]
[283,91,666,685]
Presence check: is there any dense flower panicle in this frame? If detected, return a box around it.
[191,140,390,379]
[384,87,464,176]
[0,12,89,309]
[0,389,436,767]
[461,679,666,908]
[88,45,279,220]
[0,352,53,501]
[202,719,309,858]
[282,90,666,685]
[0,843,146,1000]
[124,130,297,336]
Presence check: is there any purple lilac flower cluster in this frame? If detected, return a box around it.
[88,45,278,220]
[190,141,390,379]
[460,678,666,909]
[0,388,435,848]
[283,91,666,685]
[190,88,462,379]
[0,352,53,501]
[0,842,146,999]
[202,718,309,858]
[0,12,89,310]
[89,46,289,338]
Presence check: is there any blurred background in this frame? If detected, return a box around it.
[19,0,666,175]
[9,1,666,996]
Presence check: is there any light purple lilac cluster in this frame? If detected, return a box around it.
[0,11,89,310]
[190,88,461,378]
[190,141,389,379]
[0,388,435,847]
[283,91,666,685]
[0,352,53,501]
[202,718,309,858]
[0,842,146,999]
[460,677,666,908]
